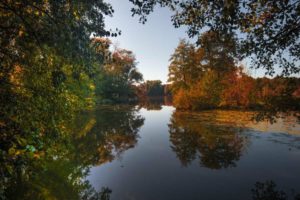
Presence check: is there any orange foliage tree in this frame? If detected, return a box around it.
[220,67,256,108]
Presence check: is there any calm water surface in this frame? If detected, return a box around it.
[85,105,300,200]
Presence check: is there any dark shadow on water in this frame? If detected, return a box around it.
[252,180,300,200]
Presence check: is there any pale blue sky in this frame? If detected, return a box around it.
[105,0,190,83]
[104,0,297,83]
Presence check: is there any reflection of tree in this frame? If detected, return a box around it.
[138,98,163,110]
[5,159,109,200]
[169,111,248,169]
[138,96,173,110]
[74,105,144,165]
[2,105,144,199]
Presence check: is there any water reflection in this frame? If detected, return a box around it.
[73,105,144,165]
[2,105,300,200]
[138,96,172,110]
[2,105,144,200]
[168,110,249,169]
[5,158,105,200]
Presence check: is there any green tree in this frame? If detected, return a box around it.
[0,1,116,197]
[95,47,143,102]
[145,80,164,96]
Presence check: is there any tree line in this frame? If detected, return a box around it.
[167,34,300,111]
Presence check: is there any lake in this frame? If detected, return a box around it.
[5,105,300,200]
[86,105,300,200]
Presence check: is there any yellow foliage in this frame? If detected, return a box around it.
[173,88,192,110]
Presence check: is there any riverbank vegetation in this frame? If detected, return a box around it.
[168,36,300,111]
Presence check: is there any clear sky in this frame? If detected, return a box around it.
[105,0,191,83]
